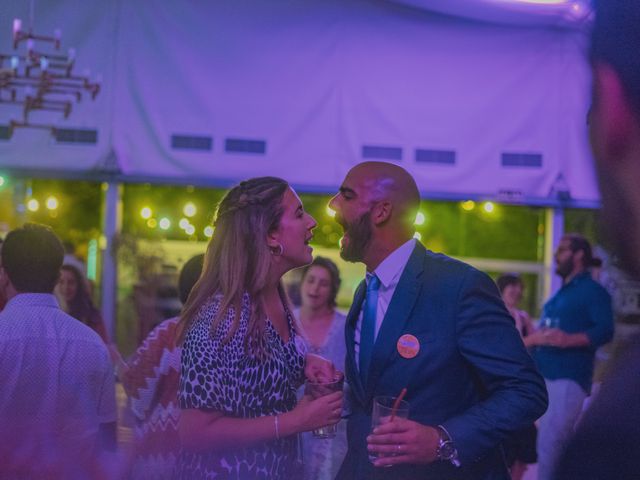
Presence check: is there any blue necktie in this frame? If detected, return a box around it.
[359,273,380,386]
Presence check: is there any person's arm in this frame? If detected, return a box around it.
[92,310,110,343]
[441,270,548,465]
[97,348,118,452]
[117,319,176,404]
[521,310,534,337]
[98,421,117,452]
[368,269,548,467]
[538,329,591,348]
[531,287,613,349]
[179,391,343,452]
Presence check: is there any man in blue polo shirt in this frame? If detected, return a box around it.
[529,233,614,480]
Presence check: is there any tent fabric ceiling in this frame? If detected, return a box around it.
[389,0,592,27]
[0,0,598,205]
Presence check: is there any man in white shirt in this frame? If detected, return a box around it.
[0,223,116,478]
[331,162,547,480]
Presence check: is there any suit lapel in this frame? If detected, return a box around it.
[365,243,425,399]
[345,280,367,405]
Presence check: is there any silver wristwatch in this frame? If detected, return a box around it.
[436,425,461,467]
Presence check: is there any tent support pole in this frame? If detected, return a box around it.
[101,181,122,341]
[543,207,564,304]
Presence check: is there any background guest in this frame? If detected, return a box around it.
[0,223,116,478]
[528,233,614,480]
[497,273,535,342]
[175,177,342,479]
[589,257,603,282]
[295,256,348,480]
[555,0,640,477]
[57,263,109,342]
[497,273,538,480]
[63,240,87,276]
[112,253,204,480]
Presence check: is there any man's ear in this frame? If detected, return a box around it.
[591,62,636,162]
[0,268,9,290]
[371,201,392,226]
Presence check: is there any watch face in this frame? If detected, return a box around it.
[439,441,456,460]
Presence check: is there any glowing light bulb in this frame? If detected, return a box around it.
[27,199,39,212]
[461,200,475,211]
[183,202,197,218]
[159,218,171,230]
[45,196,58,210]
[140,207,152,219]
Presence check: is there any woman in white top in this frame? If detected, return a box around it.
[497,273,537,480]
[295,256,348,480]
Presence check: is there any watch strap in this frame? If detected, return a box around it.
[436,425,461,467]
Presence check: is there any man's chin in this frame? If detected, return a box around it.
[339,246,362,263]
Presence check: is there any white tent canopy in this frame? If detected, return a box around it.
[1,0,597,206]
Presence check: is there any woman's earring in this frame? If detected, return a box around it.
[270,243,284,256]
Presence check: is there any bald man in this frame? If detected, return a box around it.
[330,162,547,480]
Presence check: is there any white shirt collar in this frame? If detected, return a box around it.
[371,238,416,289]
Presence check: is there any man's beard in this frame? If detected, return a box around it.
[339,211,372,263]
[555,256,574,279]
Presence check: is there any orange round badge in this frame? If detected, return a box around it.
[397,334,420,359]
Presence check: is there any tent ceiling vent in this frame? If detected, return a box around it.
[225,138,266,155]
[171,134,212,151]
[362,145,402,161]
[55,128,98,145]
[415,149,456,165]
[501,152,542,168]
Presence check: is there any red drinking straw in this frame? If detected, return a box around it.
[390,387,407,422]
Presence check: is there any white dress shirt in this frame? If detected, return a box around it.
[0,293,116,472]
[354,239,416,368]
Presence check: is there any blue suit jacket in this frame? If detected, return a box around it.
[337,244,548,480]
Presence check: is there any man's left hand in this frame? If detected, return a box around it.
[367,418,439,467]
[542,328,569,348]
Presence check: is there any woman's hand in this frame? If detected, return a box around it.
[291,391,343,432]
[304,353,336,382]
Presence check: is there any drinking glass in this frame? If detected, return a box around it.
[305,372,344,439]
[540,316,560,331]
[368,395,410,463]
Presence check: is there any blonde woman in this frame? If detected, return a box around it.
[175,177,342,479]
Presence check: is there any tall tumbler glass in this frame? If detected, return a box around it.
[305,372,344,439]
[368,395,410,463]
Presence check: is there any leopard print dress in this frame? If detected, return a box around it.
[174,293,306,479]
